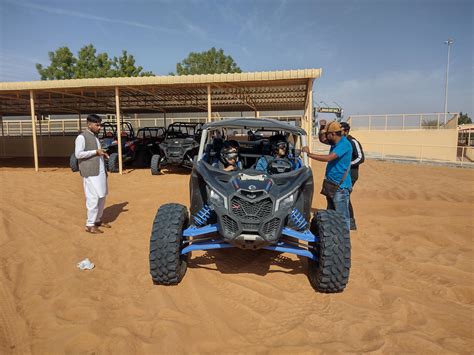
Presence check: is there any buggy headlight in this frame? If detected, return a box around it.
[275,192,297,212]
[208,187,228,209]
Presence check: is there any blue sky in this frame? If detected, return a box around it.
[0,0,472,116]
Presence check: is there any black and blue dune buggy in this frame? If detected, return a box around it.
[149,118,351,293]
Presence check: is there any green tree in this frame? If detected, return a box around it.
[36,44,154,80]
[36,47,76,80]
[174,47,241,75]
[111,50,154,77]
[458,112,472,125]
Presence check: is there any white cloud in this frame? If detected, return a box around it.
[6,0,180,34]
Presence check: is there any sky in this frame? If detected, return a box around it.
[0,0,472,116]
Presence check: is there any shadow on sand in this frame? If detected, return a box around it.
[102,202,129,223]
[188,248,307,277]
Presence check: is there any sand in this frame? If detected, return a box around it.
[0,160,473,354]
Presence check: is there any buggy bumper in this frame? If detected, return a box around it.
[181,224,318,260]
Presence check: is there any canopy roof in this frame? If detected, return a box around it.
[0,69,321,116]
[203,117,306,135]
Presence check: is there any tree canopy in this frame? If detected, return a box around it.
[36,44,154,80]
[174,47,241,75]
[458,112,472,125]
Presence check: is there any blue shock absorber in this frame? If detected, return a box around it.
[193,205,212,226]
[289,208,308,231]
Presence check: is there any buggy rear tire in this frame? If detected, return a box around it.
[149,203,189,285]
[70,153,79,172]
[108,152,119,173]
[308,209,351,293]
[151,154,161,175]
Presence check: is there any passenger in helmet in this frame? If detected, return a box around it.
[255,137,302,173]
[213,140,243,171]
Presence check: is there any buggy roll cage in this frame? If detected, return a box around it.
[197,119,309,167]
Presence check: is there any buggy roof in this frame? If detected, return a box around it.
[203,118,306,135]
[168,122,201,127]
[138,127,164,130]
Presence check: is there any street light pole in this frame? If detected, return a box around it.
[444,38,454,124]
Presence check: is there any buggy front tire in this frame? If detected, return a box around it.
[150,154,161,175]
[108,152,119,173]
[149,203,189,285]
[308,209,351,293]
[70,153,79,172]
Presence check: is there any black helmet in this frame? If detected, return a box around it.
[273,140,288,152]
[220,145,239,164]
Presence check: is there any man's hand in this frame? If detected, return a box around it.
[224,165,235,171]
[302,146,310,154]
[96,149,109,159]
[319,119,327,127]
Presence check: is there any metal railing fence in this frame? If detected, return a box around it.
[347,113,459,131]
[0,115,303,137]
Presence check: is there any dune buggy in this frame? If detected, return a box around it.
[150,122,202,175]
[149,118,351,293]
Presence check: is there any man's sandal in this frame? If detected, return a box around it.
[85,226,104,234]
[95,221,111,228]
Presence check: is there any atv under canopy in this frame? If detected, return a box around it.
[203,118,306,135]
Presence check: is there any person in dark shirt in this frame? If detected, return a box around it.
[340,122,365,230]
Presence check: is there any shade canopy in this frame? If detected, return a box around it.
[0,69,321,116]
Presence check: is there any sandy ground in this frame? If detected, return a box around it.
[0,159,473,354]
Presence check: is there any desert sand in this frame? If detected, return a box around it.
[0,159,473,354]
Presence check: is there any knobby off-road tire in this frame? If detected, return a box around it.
[149,203,189,285]
[150,154,161,175]
[108,152,119,173]
[308,209,351,293]
[70,153,79,172]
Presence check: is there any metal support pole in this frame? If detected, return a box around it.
[402,114,405,130]
[385,115,388,131]
[78,112,82,132]
[164,112,167,129]
[207,84,212,123]
[29,90,39,171]
[444,39,454,124]
[308,79,313,138]
[115,86,123,175]
[0,115,4,159]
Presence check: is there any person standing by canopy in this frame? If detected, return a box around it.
[75,114,111,234]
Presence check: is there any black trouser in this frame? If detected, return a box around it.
[348,168,359,220]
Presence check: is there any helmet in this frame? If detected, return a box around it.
[220,146,239,164]
[273,140,288,153]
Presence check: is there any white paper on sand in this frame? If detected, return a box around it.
[76,258,95,270]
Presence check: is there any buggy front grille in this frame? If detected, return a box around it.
[262,218,280,238]
[222,215,238,237]
[231,196,273,219]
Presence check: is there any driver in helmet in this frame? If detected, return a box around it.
[255,137,302,173]
[213,140,243,172]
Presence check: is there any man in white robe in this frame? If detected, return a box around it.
[75,114,110,234]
